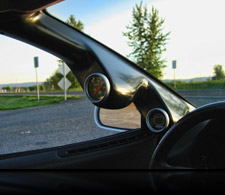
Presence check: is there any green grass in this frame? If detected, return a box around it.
[164,80,225,90]
[0,95,82,111]
[68,87,83,92]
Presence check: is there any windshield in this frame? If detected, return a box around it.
[47,0,225,107]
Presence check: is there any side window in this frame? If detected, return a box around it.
[0,36,125,155]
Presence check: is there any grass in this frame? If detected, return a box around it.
[164,79,225,90]
[0,95,82,111]
[68,87,83,92]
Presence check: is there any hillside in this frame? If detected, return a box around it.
[0,82,44,89]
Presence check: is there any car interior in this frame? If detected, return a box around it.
[1,0,225,193]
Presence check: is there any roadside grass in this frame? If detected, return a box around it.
[0,95,82,111]
[164,79,225,90]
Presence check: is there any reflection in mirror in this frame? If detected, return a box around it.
[95,103,141,131]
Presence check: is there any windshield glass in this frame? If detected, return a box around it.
[47,0,225,107]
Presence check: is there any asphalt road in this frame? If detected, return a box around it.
[177,89,225,107]
[1,89,225,155]
[0,97,117,155]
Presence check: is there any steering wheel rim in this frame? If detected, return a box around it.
[149,101,225,169]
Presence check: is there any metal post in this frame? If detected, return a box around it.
[35,67,40,101]
[172,60,177,89]
[62,61,67,101]
[173,69,176,89]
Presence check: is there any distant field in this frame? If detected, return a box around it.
[0,95,82,111]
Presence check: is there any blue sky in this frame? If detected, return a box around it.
[48,0,153,26]
[1,0,225,84]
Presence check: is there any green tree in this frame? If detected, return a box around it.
[67,14,84,31]
[23,86,28,92]
[28,86,36,92]
[44,70,62,91]
[2,86,12,92]
[123,1,170,79]
[39,84,46,92]
[213,64,225,80]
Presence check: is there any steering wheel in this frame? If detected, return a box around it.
[149,101,225,169]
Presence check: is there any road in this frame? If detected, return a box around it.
[1,89,225,155]
[0,97,116,155]
[176,89,225,107]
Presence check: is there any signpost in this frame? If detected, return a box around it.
[34,56,40,101]
[57,61,71,100]
[172,60,177,88]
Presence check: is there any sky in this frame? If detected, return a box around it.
[1,0,225,84]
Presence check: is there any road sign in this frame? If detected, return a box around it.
[34,56,39,68]
[57,77,71,91]
[57,61,71,100]
[172,60,177,88]
[58,63,70,75]
[172,60,177,69]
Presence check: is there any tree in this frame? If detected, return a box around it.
[213,64,225,80]
[23,87,28,92]
[123,1,170,79]
[2,86,12,92]
[39,84,46,92]
[28,86,36,92]
[44,70,62,91]
[66,14,84,31]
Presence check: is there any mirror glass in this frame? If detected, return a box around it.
[99,103,141,130]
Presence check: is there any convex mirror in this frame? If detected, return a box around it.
[94,103,141,132]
